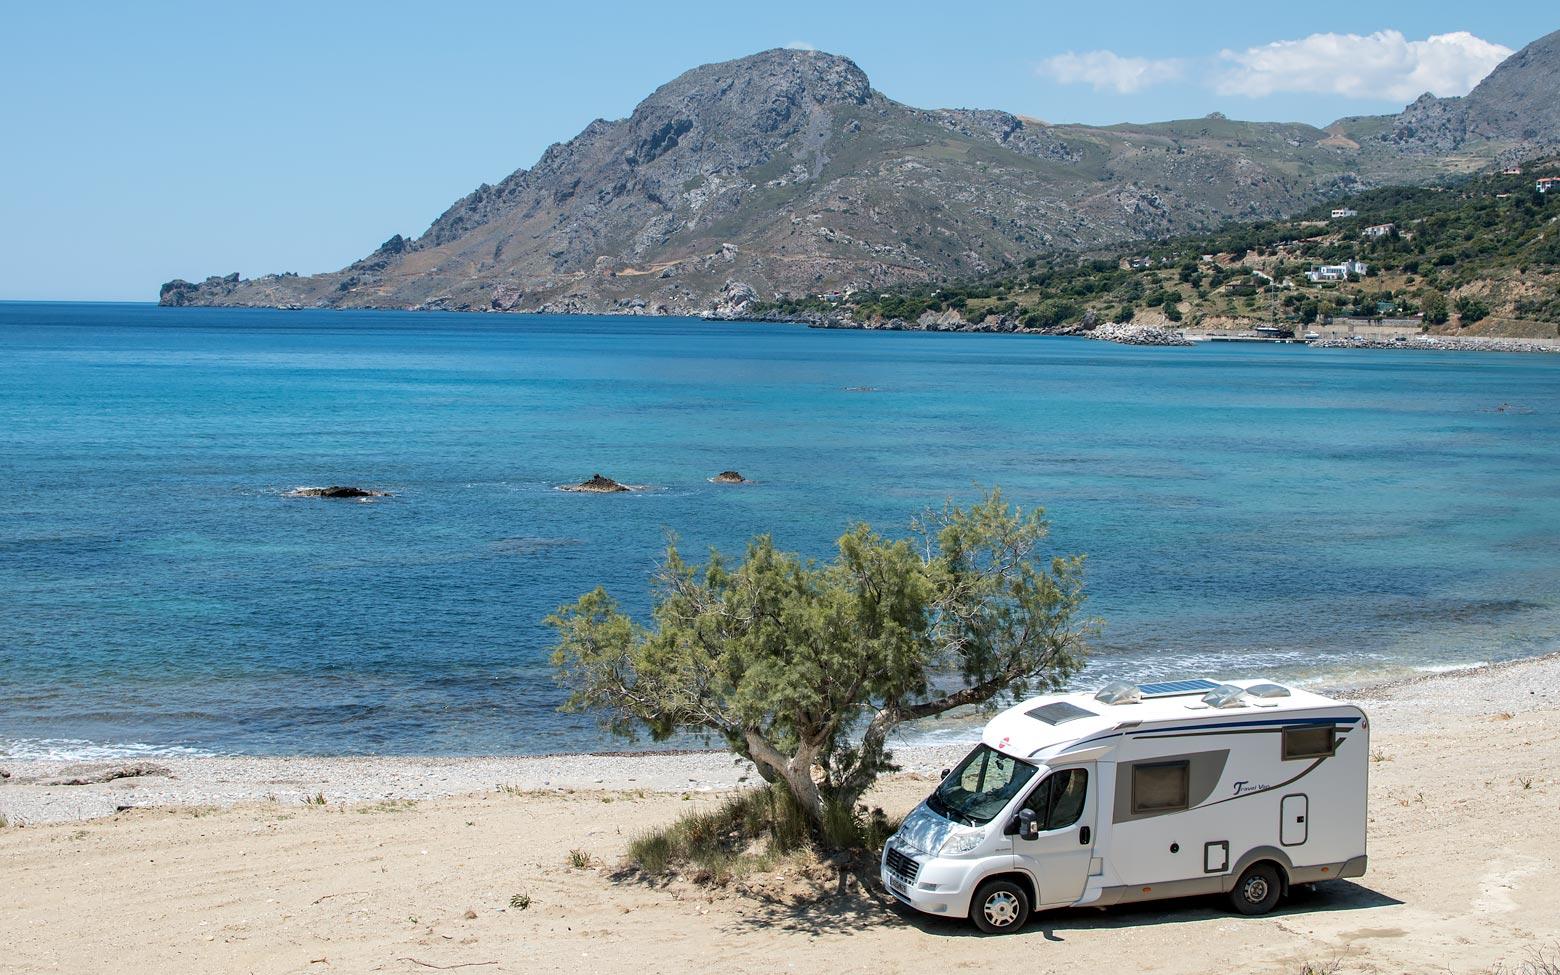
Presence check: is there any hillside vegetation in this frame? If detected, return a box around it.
[755,162,1560,337]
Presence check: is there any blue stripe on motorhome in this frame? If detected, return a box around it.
[1050,714,1360,755]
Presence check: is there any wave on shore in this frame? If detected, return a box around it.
[0,737,218,762]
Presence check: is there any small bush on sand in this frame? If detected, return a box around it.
[1298,961,1339,975]
[1492,944,1560,975]
[304,792,327,806]
[567,849,593,869]
[508,893,531,910]
[626,784,898,885]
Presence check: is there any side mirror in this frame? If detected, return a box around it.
[1016,807,1040,841]
[940,768,951,780]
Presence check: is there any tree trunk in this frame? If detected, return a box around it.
[743,729,825,826]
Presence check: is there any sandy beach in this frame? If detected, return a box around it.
[3,655,1558,974]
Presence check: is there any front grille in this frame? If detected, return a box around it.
[885,845,920,883]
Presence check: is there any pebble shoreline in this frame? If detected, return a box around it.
[4,653,1555,825]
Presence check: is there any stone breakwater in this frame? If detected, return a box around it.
[800,311,1043,334]
[1312,335,1559,354]
[1084,323,1193,347]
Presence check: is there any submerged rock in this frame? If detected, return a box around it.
[561,473,631,493]
[288,486,391,499]
[711,470,748,484]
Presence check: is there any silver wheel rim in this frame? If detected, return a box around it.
[1243,875,1270,904]
[983,890,1021,927]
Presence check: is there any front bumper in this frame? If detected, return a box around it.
[880,844,996,918]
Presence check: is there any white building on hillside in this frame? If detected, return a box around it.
[1331,207,1358,219]
[1307,259,1368,282]
[1362,223,1395,238]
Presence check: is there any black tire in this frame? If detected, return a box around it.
[1228,862,1283,916]
[969,878,1031,934]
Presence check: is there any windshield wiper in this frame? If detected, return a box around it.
[927,792,975,827]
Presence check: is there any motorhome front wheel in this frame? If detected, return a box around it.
[970,879,1031,933]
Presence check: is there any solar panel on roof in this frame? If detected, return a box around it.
[1137,678,1222,697]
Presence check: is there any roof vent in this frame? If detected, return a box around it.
[1094,680,1142,705]
[1026,701,1096,725]
[1245,682,1291,698]
[1201,684,1250,709]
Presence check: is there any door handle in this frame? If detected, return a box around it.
[1079,826,1091,845]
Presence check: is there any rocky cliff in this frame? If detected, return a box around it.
[162,33,1560,315]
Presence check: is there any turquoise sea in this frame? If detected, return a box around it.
[2,302,1557,758]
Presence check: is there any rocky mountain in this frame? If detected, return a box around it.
[162,31,1560,316]
[1333,29,1560,158]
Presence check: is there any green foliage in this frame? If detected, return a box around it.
[1454,295,1491,324]
[549,489,1091,838]
[1421,290,1449,325]
[508,892,531,910]
[757,160,1560,329]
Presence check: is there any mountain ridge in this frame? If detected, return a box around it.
[161,31,1560,315]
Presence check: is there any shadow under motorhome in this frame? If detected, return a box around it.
[882,678,1369,933]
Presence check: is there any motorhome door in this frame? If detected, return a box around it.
[1011,764,1097,908]
[1281,793,1308,846]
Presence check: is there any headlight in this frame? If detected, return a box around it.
[939,828,985,856]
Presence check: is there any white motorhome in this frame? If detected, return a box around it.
[881,677,1368,933]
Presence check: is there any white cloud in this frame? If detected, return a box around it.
[783,40,817,52]
[1213,30,1512,101]
[1038,50,1185,94]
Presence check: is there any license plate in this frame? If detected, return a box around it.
[887,874,909,896]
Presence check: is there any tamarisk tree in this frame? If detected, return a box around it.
[547,489,1091,835]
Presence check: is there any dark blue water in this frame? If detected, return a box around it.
[2,302,1557,757]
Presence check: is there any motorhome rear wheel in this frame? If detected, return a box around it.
[1229,862,1283,915]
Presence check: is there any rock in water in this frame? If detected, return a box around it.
[288,486,391,499]
[712,470,747,484]
[562,473,631,493]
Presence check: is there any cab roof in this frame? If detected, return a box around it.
[980,678,1351,762]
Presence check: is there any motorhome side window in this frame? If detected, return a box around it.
[1022,768,1089,830]
[1131,760,1190,814]
[1282,725,1335,760]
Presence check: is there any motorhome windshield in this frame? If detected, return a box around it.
[927,744,1038,826]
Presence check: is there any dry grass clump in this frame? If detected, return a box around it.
[625,785,897,887]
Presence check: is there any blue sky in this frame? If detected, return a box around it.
[0,1,1549,301]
